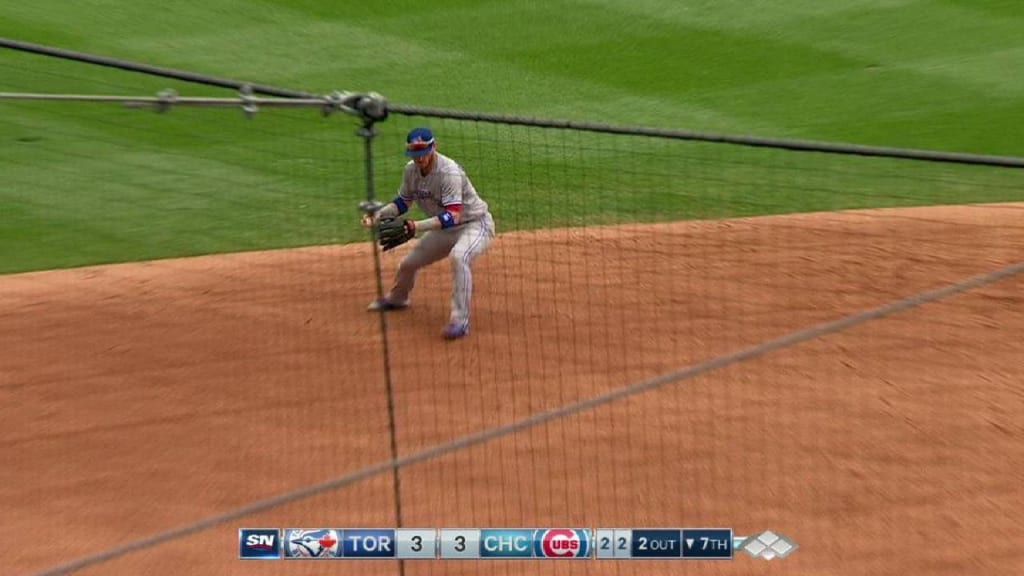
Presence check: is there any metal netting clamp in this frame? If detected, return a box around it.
[154,89,177,113]
[322,91,388,124]
[238,84,258,118]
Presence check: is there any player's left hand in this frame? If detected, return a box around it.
[378,217,416,251]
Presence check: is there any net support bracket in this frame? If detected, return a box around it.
[350,91,389,218]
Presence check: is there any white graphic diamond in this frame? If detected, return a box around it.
[743,540,767,557]
[771,539,793,555]
[757,531,779,546]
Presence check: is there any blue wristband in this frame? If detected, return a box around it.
[438,211,457,229]
[393,197,409,215]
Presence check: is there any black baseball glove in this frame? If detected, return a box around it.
[378,217,416,251]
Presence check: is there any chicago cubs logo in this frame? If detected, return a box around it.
[535,529,590,558]
[283,528,341,558]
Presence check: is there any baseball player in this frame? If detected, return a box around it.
[363,127,495,340]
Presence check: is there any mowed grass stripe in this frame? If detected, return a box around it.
[0,99,365,273]
[563,0,1024,153]
[567,0,922,32]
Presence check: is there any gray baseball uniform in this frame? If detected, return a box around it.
[386,152,495,325]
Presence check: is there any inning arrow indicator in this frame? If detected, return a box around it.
[685,538,695,549]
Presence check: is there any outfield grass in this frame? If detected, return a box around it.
[1,0,1023,273]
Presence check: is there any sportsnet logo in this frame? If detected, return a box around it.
[283,528,342,559]
[239,528,280,559]
[534,529,591,558]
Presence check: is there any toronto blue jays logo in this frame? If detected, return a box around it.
[283,528,341,558]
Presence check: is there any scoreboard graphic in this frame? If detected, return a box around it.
[239,527,797,560]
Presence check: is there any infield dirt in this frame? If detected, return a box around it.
[2,203,1022,576]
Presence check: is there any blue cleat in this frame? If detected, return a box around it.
[443,321,469,340]
[366,298,408,311]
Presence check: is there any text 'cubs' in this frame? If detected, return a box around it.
[534,529,591,559]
